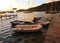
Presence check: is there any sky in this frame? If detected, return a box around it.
[0,0,58,11]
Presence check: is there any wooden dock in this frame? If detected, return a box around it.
[44,14,60,43]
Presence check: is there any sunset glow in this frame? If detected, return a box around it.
[0,0,58,11]
[0,0,12,11]
[47,0,58,3]
[0,0,30,11]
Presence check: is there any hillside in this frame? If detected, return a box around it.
[27,1,60,13]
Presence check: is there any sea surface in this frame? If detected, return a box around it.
[0,12,47,43]
[0,17,17,43]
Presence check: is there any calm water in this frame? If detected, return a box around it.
[0,12,46,43]
[0,19,43,43]
[0,17,15,43]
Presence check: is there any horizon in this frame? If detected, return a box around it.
[0,0,58,12]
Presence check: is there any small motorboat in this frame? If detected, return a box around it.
[10,20,43,32]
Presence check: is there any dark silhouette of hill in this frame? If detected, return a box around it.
[17,9,27,12]
[27,1,60,13]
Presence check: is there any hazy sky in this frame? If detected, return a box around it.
[0,0,58,11]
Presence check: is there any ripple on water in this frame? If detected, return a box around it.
[0,18,44,43]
